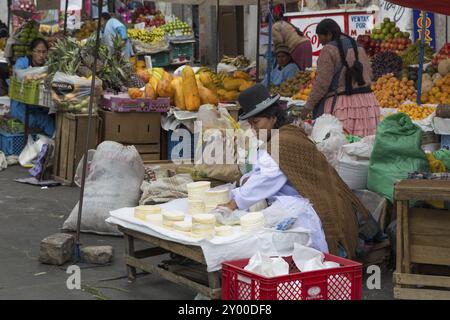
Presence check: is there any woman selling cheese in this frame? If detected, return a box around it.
[212,84,375,258]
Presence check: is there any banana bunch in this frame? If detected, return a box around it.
[221,55,251,69]
[128,28,165,43]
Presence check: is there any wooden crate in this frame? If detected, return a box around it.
[98,109,161,144]
[53,113,100,186]
[394,180,450,300]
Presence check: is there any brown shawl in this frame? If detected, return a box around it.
[267,124,370,258]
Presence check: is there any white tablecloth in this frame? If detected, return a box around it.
[106,198,311,272]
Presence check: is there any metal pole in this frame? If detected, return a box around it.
[256,0,261,81]
[216,0,220,73]
[417,11,427,105]
[63,0,69,35]
[266,0,273,88]
[447,15,448,43]
[75,0,104,261]
[7,0,11,35]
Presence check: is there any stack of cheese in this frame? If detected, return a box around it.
[173,221,192,236]
[240,212,265,232]
[162,211,185,229]
[187,181,211,215]
[204,188,230,213]
[215,225,233,237]
[134,205,162,225]
[191,214,216,239]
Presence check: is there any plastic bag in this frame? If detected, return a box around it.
[311,115,347,168]
[433,149,450,171]
[14,66,48,81]
[244,251,289,278]
[18,134,53,167]
[368,113,430,202]
[353,189,386,223]
[74,149,96,187]
[335,136,375,190]
[63,141,145,235]
[51,72,103,114]
[0,151,7,171]
[310,114,343,143]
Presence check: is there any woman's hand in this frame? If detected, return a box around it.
[224,200,238,211]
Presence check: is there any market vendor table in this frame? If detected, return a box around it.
[119,225,222,299]
[394,180,450,300]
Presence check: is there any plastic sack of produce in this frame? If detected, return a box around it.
[336,135,375,190]
[14,66,48,81]
[51,72,103,114]
[367,113,430,203]
[63,141,144,235]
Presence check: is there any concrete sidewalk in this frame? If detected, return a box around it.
[0,165,394,300]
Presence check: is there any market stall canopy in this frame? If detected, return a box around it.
[388,0,450,16]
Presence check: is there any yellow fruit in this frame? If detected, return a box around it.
[182,66,201,111]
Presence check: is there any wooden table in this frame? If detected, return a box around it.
[119,225,222,299]
[394,180,450,300]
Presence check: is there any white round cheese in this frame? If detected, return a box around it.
[215,225,233,237]
[187,181,211,201]
[205,188,230,206]
[173,221,192,232]
[192,214,216,225]
[188,200,205,215]
[191,229,215,240]
[162,211,185,221]
[146,214,163,225]
[192,223,216,232]
[240,212,265,232]
[135,205,161,215]
[162,219,175,229]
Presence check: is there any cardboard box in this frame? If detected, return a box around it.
[126,143,161,162]
[99,109,161,144]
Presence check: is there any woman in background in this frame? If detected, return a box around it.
[271,5,312,71]
[10,38,55,137]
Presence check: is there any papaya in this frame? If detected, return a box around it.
[128,88,144,99]
[149,77,159,92]
[233,70,251,81]
[145,83,157,99]
[157,78,175,98]
[171,77,185,110]
[198,86,219,106]
[222,90,239,102]
[182,66,201,111]
[223,78,246,91]
[137,69,150,83]
[239,81,254,92]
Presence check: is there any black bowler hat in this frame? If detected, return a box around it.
[237,83,280,121]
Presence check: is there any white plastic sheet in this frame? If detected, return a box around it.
[106,198,312,272]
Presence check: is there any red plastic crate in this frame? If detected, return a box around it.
[221,254,362,300]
